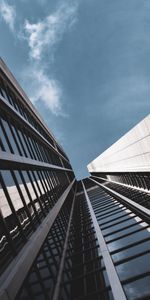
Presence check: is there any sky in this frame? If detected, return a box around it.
[0,0,150,179]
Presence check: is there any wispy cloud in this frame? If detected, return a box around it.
[23,65,63,115]
[0,0,79,116]
[24,1,78,60]
[20,1,79,115]
[0,0,16,31]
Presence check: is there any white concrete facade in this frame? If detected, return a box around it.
[87,115,150,173]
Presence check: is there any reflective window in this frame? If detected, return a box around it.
[14,171,30,206]
[11,125,23,156]
[23,134,33,159]
[105,221,148,242]
[17,130,30,157]
[0,180,12,218]
[116,253,150,280]
[95,204,123,217]
[124,276,150,300]
[112,239,150,262]
[102,217,139,236]
[0,118,11,152]
[101,213,136,229]
[2,118,21,155]
[22,171,36,202]
[108,227,150,252]
[1,171,24,212]
[0,84,10,103]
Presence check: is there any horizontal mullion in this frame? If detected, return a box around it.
[63,266,106,284]
[0,95,69,164]
[0,60,58,146]
[94,206,125,219]
[0,151,73,172]
[82,181,127,300]
[66,245,99,259]
[101,215,136,230]
[104,220,143,237]
[64,255,103,272]
[114,249,150,266]
[106,225,149,244]
[90,178,150,222]
[0,179,75,300]
[110,237,150,255]
[121,271,150,286]
[91,174,150,196]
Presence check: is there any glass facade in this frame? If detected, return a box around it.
[0,59,150,300]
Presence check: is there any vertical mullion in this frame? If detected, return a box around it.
[23,133,34,159]
[32,138,41,161]
[27,171,46,217]
[27,135,37,160]
[9,122,22,156]
[38,171,51,208]
[0,210,16,255]
[19,171,41,224]
[0,118,14,153]
[45,171,56,206]
[15,128,28,157]
[32,171,49,213]
[82,180,127,300]
[10,170,35,231]
[0,172,27,242]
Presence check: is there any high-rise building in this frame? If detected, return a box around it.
[0,58,149,300]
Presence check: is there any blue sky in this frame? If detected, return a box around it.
[0,0,150,179]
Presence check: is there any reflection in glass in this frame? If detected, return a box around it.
[124,276,150,299]
[116,253,150,280]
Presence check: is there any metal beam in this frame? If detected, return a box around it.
[0,58,64,154]
[91,174,150,195]
[0,179,75,300]
[82,181,127,300]
[52,185,77,300]
[90,178,150,219]
[0,95,70,164]
[0,151,73,172]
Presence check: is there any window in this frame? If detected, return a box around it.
[123,276,150,300]
[108,227,150,253]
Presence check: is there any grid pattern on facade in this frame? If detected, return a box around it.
[15,191,113,300]
[104,181,150,210]
[0,102,71,169]
[16,187,75,300]
[86,180,150,300]
[0,60,150,300]
[0,61,75,279]
[91,172,150,192]
[0,168,71,275]
[0,66,62,153]
[91,175,150,220]
[60,192,113,300]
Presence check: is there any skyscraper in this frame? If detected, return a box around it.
[0,58,149,300]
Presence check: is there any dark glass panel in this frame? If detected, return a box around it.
[116,253,150,280]
[112,239,150,262]
[108,228,150,252]
[102,217,140,236]
[1,118,20,155]
[0,120,10,152]
[124,276,150,300]
[105,221,148,242]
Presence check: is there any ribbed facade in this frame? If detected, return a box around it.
[0,59,149,300]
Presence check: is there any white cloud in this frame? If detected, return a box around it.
[21,1,79,116]
[0,0,16,31]
[23,1,78,60]
[23,65,64,116]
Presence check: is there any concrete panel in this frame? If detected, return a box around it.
[87,115,150,173]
